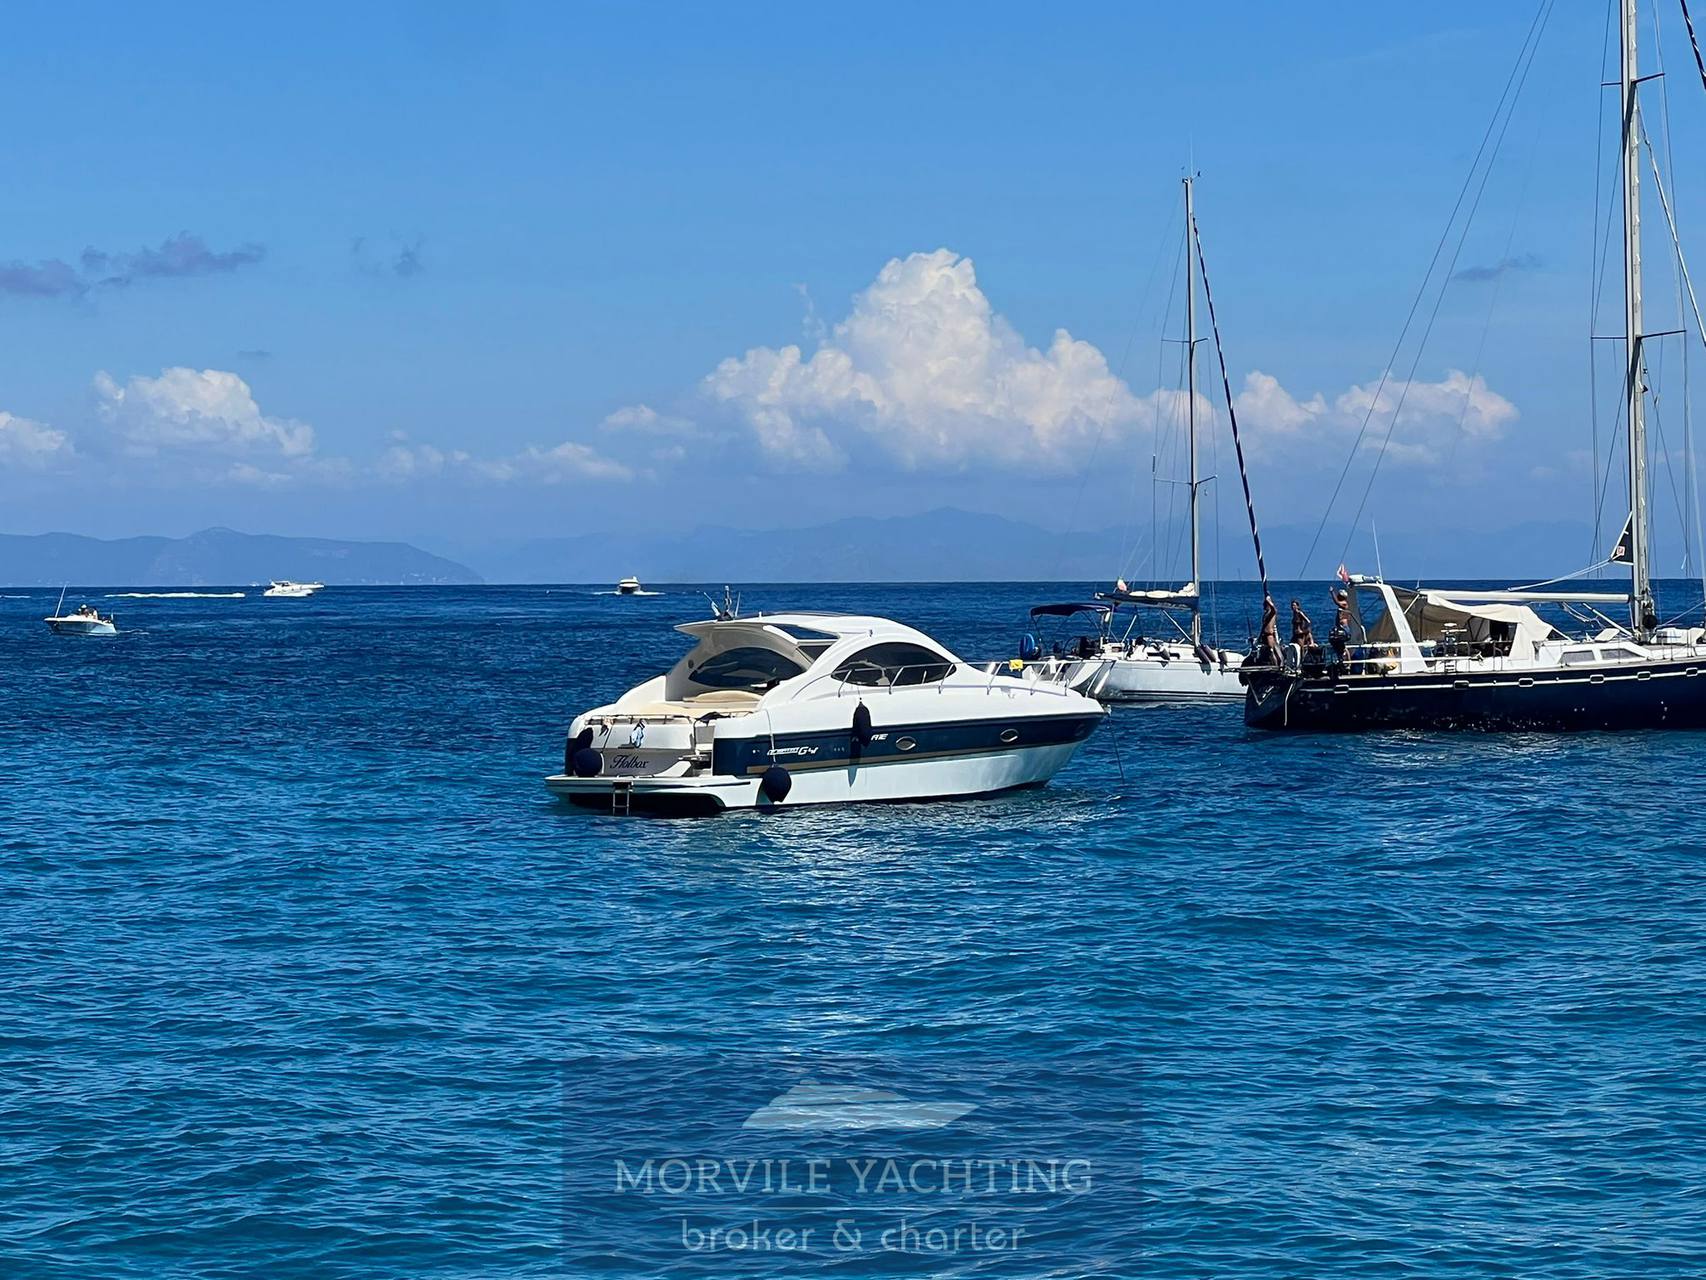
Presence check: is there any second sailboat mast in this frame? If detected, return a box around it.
[1184,174,1202,646]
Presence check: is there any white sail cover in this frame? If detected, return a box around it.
[1357,585,1561,662]
[1106,582,1199,605]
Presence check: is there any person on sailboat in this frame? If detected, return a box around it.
[1290,600,1315,649]
[1328,590,1351,668]
[1251,596,1282,669]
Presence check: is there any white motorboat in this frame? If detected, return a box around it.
[616,576,642,595]
[264,580,324,598]
[1015,177,1247,703]
[45,601,117,636]
[546,610,1105,814]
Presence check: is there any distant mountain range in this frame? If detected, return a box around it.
[0,528,481,586]
[473,508,1604,584]
[0,510,1617,586]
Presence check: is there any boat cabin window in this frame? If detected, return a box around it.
[1602,646,1642,661]
[1561,648,1599,667]
[832,642,955,687]
[686,646,807,690]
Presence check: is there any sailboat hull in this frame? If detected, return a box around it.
[1245,656,1706,731]
[1073,649,1243,703]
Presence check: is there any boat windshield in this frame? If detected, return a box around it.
[685,646,807,690]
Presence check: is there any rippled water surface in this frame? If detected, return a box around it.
[4,582,1705,1277]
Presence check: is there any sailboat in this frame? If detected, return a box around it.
[1021,176,1245,702]
[1242,0,1706,731]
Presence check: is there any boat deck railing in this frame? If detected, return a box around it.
[798,661,1089,701]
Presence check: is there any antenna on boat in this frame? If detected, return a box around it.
[53,584,66,617]
[1372,519,1385,583]
[705,586,739,621]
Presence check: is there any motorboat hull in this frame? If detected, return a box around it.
[1244,655,1706,731]
[45,618,117,636]
[545,732,1093,814]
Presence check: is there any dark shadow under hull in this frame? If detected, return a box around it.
[557,779,1050,818]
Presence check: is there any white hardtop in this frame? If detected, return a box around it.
[673,612,941,646]
[578,610,972,712]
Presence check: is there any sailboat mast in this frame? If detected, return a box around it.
[1621,0,1655,634]
[1184,174,1201,646]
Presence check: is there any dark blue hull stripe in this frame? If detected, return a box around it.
[711,712,1102,776]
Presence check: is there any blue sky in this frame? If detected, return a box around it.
[3,0,1703,577]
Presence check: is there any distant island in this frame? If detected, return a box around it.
[2,509,1614,586]
[0,528,481,586]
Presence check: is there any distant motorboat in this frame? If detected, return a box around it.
[616,576,642,595]
[45,601,117,636]
[264,580,324,598]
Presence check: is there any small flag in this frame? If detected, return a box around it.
[1611,514,1635,565]
[1115,578,1129,593]
[1336,563,1351,585]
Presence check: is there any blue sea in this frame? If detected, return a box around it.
[5,581,1706,1277]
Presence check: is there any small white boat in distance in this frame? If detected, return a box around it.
[547,609,1105,814]
[264,580,324,598]
[45,601,117,636]
[616,576,642,595]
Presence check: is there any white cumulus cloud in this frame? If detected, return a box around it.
[600,403,695,436]
[379,435,631,484]
[94,367,315,458]
[0,410,73,466]
[696,248,1143,471]
[1232,368,1516,466]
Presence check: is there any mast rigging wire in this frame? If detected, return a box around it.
[1331,0,1556,574]
[1296,0,1556,577]
[1590,0,1615,569]
[1192,216,1270,599]
[1679,0,1706,93]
